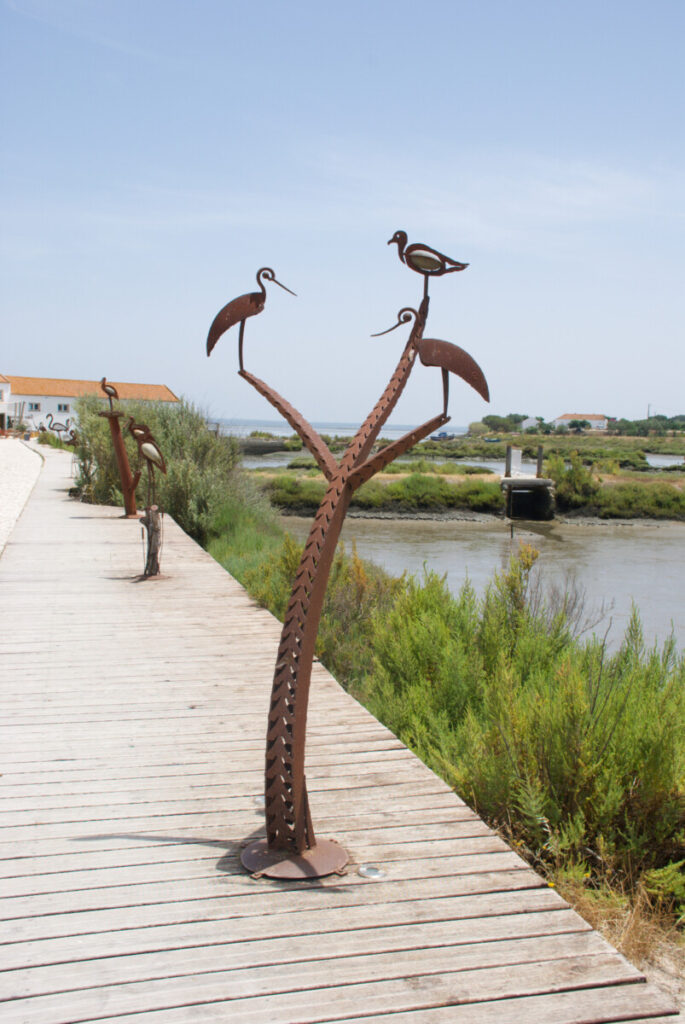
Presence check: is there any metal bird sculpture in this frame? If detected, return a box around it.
[126,417,166,507]
[206,267,296,370]
[45,413,71,440]
[388,230,469,298]
[372,307,489,414]
[100,377,119,413]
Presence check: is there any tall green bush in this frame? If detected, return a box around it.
[361,546,685,887]
[73,395,271,545]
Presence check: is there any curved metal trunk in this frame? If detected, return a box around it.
[265,474,353,851]
[263,303,427,854]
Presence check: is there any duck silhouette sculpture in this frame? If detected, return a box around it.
[388,231,468,297]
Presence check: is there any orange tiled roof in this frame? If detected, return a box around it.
[4,376,180,403]
[556,413,606,421]
[0,374,9,384]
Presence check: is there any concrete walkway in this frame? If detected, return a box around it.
[0,439,42,553]
[0,447,679,1022]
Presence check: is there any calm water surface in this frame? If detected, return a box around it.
[280,514,685,652]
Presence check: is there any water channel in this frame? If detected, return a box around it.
[280,513,685,653]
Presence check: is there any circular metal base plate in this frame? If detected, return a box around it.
[241,838,348,880]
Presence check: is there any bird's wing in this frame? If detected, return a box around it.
[417,339,489,401]
[206,293,262,355]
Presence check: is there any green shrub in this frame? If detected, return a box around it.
[545,452,600,510]
[596,482,685,519]
[72,395,263,545]
[37,430,70,450]
[360,547,685,888]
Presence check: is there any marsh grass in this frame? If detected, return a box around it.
[264,471,504,514]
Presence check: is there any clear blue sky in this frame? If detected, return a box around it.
[2,0,683,426]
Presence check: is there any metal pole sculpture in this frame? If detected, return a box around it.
[98,378,138,518]
[127,417,167,578]
[207,235,489,879]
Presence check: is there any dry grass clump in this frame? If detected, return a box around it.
[555,876,685,1010]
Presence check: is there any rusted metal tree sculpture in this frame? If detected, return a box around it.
[98,378,138,518]
[207,235,489,879]
[127,417,167,578]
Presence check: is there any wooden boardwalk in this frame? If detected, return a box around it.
[0,446,678,1023]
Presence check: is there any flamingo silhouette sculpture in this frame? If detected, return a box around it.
[126,418,166,507]
[388,231,469,298]
[206,268,296,370]
[45,413,71,440]
[100,377,119,412]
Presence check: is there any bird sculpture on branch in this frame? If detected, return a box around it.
[372,307,489,413]
[100,377,119,413]
[126,418,166,507]
[388,230,469,297]
[206,267,296,370]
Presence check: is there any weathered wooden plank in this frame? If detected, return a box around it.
[0,836,516,898]
[0,889,570,970]
[2,870,547,944]
[0,954,643,1024]
[3,930,612,1002]
[331,987,679,1024]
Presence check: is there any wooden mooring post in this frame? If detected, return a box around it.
[141,505,162,577]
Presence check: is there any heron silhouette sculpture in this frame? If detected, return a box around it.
[388,230,469,298]
[373,308,489,414]
[206,267,296,371]
[207,237,488,880]
[100,377,119,412]
[126,418,166,507]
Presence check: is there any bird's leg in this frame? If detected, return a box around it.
[423,275,429,301]
[442,368,449,417]
[148,465,154,508]
[238,319,246,372]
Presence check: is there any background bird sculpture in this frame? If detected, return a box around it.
[45,413,71,440]
[388,230,469,297]
[100,377,119,413]
[206,267,296,370]
[126,417,166,507]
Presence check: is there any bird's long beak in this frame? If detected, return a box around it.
[371,320,403,338]
[371,308,417,338]
[272,277,297,296]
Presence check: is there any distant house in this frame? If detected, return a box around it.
[553,413,608,431]
[0,375,180,432]
[520,417,540,431]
